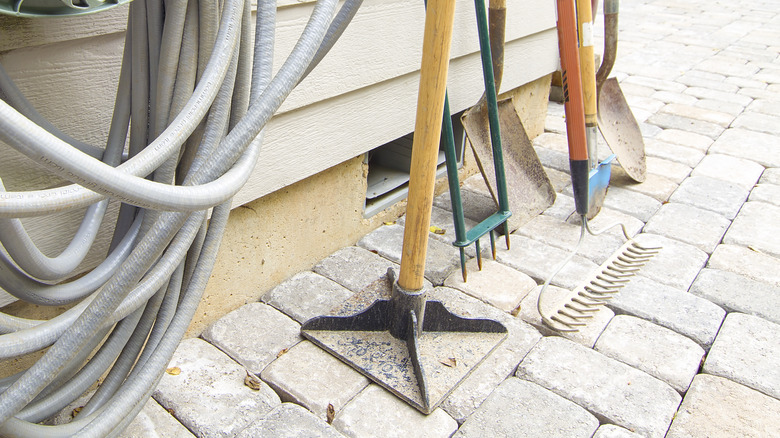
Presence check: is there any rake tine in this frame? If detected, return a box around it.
[571,297,603,309]
[618,254,651,265]
[580,290,614,301]
[565,302,601,313]
[559,309,594,320]
[605,266,640,275]
[596,272,634,283]
[629,243,661,254]
[585,286,620,296]
[591,279,626,289]
[551,314,587,327]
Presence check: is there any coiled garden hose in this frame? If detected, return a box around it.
[0,0,360,435]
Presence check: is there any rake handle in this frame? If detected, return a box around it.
[398,0,457,292]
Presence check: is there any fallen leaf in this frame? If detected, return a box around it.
[71,406,83,418]
[748,245,764,254]
[430,226,446,235]
[440,357,457,368]
[166,367,181,376]
[244,372,262,391]
[277,348,289,358]
[510,304,522,317]
[326,403,336,424]
[384,221,397,226]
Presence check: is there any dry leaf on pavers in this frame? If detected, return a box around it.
[440,357,457,367]
[166,367,181,375]
[277,348,289,358]
[430,226,446,235]
[244,371,262,391]
[71,406,83,418]
[326,403,335,424]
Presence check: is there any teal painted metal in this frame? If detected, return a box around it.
[0,0,130,18]
[441,0,513,280]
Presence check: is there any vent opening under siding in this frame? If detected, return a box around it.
[364,110,465,218]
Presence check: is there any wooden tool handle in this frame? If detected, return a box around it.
[576,0,597,126]
[398,0,457,291]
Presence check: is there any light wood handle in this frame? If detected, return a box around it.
[398,0,457,291]
[577,0,598,125]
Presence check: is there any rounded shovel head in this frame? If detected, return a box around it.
[598,78,647,183]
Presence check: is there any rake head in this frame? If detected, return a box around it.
[541,239,661,333]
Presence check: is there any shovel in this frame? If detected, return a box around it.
[596,0,646,182]
[460,0,555,231]
[576,0,615,219]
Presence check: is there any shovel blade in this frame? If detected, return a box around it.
[598,78,647,183]
[461,97,556,231]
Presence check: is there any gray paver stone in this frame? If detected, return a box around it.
[691,268,780,325]
[710,128,780,168]
[515,214,625,264]
[332,385,458,438]
[684,87,753,107]
[645,157,691,183]
[607,172,679,203]
[261,271,354,324]
[568,206,644,238]
[658,103,735,127]
[724,201,780,258]
[357,223,460,285]
[732,111,780,135]
[747,99,780,116]
[600,186,662,222]
[708,244,780,287]
[497,235,599,290]
[691,153,765,190]
[667,374,780,438]
[120,398,195,438]
[749,183,780,206]
[544,167,573,193]
[236,403,345,438]
[516,336,681,438]
[443,258,536,312]
[260,341,369,421]
[518,285,614,348]
[643,203,731,254]
[630,233,709,291]
[607,275,725,348]
[533,147,570,174]
[703,313,780,400]
[314,246,399,294]
[644,139,704,168]
[543,192,575,221]
[624,75,687,93]
[594,315,704,393]
[154,338,281,438]
[431,286,542,423]
[593,424,644,438]
[695,98,746,117]
[452,378,599,438]
[668,175,749,219]
[202,303,302,376]
[647,114,724,139]
[759,168,780,185]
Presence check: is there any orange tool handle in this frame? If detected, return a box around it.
[556,0,588,162]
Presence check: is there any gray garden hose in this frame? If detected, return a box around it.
[0,0,359,434]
